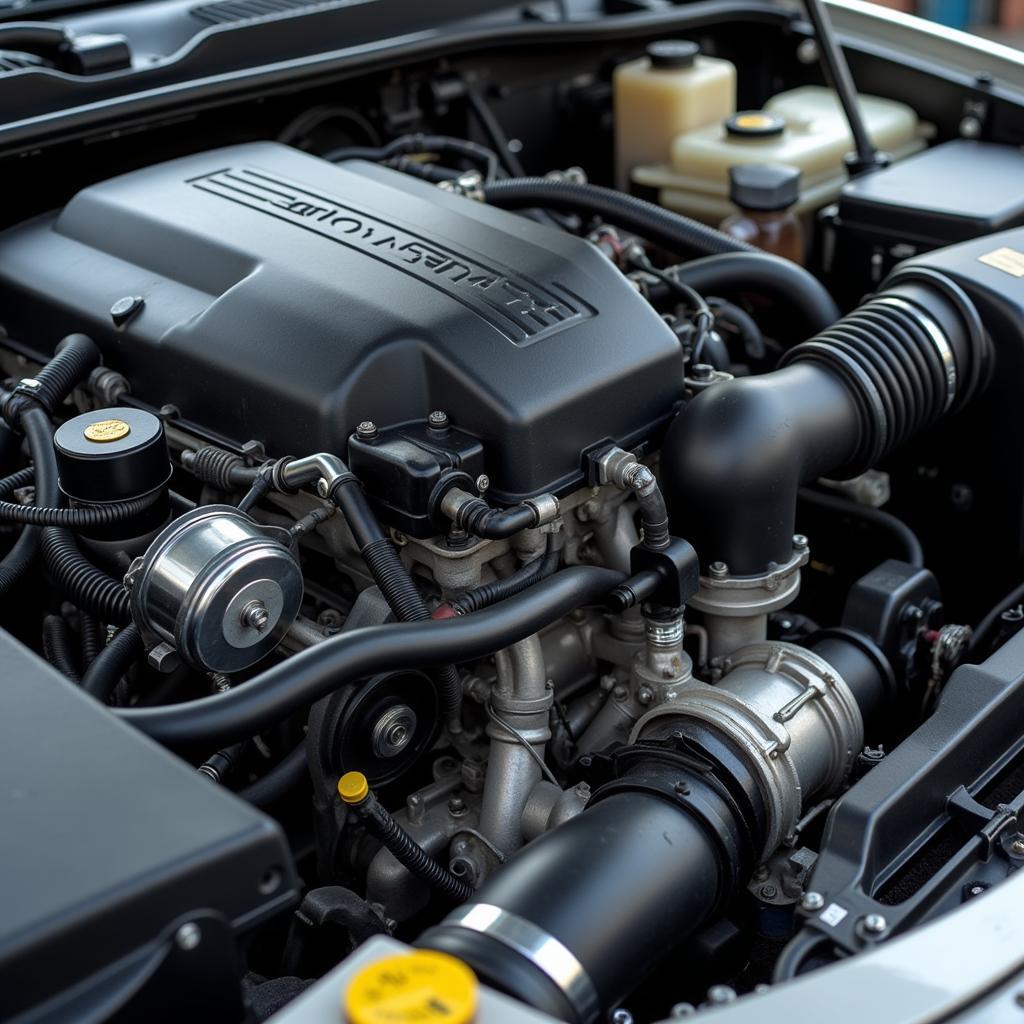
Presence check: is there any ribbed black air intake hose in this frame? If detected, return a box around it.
[41,527,132,624]
[662,267,991,575]
[115,566,624,749]
[82,623,143,702]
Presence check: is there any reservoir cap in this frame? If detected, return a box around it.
[729,163,801,211]
[647,40,700,70]
[725,111,786,138]
[344,951,478,1024]
[53,407,170,504]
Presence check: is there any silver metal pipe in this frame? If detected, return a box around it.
[478,634,551,856]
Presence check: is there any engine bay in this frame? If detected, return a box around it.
[4,1,1024,1021]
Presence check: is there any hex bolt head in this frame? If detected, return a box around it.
[862,913,888,935]
[708,561,729,579]
[447,796,467,816]
[793,533,809,550]
[428,410,450,429]
[475,474,490,493]
[175,922,202,951]
[800,891,824,912]
[356,420,378,439]
[240,599,270,633]
[1011,837,1024,857]
[759,884,779,900]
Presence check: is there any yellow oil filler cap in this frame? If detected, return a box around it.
[344,951,478,1024]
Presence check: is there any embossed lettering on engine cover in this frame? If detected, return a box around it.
[188,166,593,345]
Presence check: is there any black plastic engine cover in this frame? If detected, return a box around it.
[0,142,683,503]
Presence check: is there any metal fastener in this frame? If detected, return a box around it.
[862,913,888,935]
[240,599,270,633]
[800,891,824,912]
[475,474,490,493]
[428,410,450,429]
[356,420,378,439]
[175,922,202,951]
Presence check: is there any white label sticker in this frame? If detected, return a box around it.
[978,246,1024,278]
[820,903,849,927]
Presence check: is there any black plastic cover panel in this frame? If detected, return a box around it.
[0,142,683,502]
[0,629,298,1020]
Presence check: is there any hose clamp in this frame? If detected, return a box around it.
[875,295,958,411]
[442,903,600,1023]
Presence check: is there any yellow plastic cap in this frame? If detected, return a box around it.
[338,771,370,805]
[344,951,478,1024]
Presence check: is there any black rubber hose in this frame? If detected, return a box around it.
[971,580,1024,654]
[662,270,990,575]
[799,487,924,567]
[0,487,161,527]
[79,610,104,668]
[0,466,34,498]
[81,623,143,701]
[182,446,262,490]
[447,496,539,540]
[331,477,463,724]
[350,787,474,902]
[42,614,80,681]
[115,566,624,750]
[41,527,132,623]
[670,253,841,337]
[2,334,100,424]
[0,405,62,604]
[237,743,310,808]
[482,177,754,258]
[449,538,560,616]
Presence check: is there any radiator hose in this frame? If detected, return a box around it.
[114,566,624,750]
[661,266,992,575]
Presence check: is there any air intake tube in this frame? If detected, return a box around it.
[420,633,884,1022]
[660,267,992,576]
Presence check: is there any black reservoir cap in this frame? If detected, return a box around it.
[647,40,700,70]
[53,407,170,504]
[729,163,801,211]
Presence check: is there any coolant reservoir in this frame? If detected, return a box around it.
[614,39,736,190]
[632,85,927,223]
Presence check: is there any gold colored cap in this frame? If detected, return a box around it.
[83,418,131,443]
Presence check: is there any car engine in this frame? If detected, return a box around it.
[4,2,1024,1021]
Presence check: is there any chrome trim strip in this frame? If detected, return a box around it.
[443,903,601,1022]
